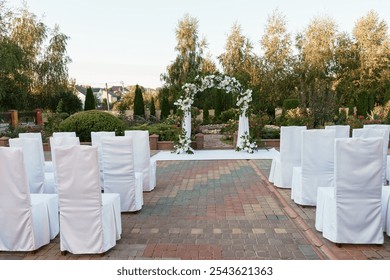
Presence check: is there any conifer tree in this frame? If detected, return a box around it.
[133,84,145,117]
[150,97,156,118]
[84,86,96,111]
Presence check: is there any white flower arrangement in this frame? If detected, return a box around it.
[235,131,258,154]
[173,129,194,154]
[174,74,253,154]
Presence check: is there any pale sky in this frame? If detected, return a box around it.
[10,0,390,89]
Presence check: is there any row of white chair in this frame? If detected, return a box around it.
[1,130,156,254]
[268,124,390,244]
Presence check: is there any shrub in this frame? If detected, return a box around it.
[282,99,299,111]
[219,108,239,123]
[128,123,180,141]
[58,110,126,141]
[84,87,96,111]
[249,114,271,140]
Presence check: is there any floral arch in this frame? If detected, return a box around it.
[173,74,257,154]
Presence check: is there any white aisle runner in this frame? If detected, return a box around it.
[151,148,279,162]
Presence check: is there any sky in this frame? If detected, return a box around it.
[9,0,390,89]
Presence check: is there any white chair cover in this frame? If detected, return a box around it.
[236,111,250,149]
[270,126,307,188]
[18,132,53,172]
[91,131,116,190]
[54,145,121,254]
[325,125,350,138]
[9,138,45,193]
[353,128,389,185]
[363,124,390,138]
[124,130,156,191]
[101,136,143,212]
[382,186,390,235]
[0,147,59,251]
[52,132,76,138]
[291,129,335,206]
[315,137,384,244]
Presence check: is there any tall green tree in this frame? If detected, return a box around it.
[160,95,170,120]
[259,9,295,113]
[295,16,339,126]
[133,84,145,117]
[84,86,96,111]
[353,10,390,107]
[218,22,255,86]
[149,96,156,118]
[160,14,210,110]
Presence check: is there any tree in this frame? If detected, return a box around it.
[160,95,170,120]
[219,22,254,85]
[84,86,96,111]
[353,10,390,104]
[160,14,210,109]
[133,84,145,117]
[149,96,156,118]
[295,16,339,126]
[259,9,295,112]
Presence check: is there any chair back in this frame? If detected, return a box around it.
[54,145,104,253]
[101,136,140,211]
[325,125,350,138]
[9,138,45,193]
[124,130,152,190]
[279,126,307,188]
[353,128,388,184]
[19,132,45,165]
[301,129,335,202]
[52,132,76,138]
[334,137,383,242]
[0,147,34,250]
[364,124,390,139]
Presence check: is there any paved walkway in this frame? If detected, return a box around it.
[1,156,389,260]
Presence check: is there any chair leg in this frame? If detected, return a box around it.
[61,250,67,256]
[335,243,342,248]
[100,252,105,257]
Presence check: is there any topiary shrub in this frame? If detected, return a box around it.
[58,110,126,141]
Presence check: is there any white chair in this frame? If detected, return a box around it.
[353,128,389,185]
[52,132,76,138]
[315,137,384,244]
[54,145,121,254]
[325,125,350,138]
[363,124,390,138]
[269,126,306,188]
[19,132,53,172]
[291,129,335,206]
[9,138,56,194]
[125,130,156,191]
[101,136,143,212]
[0,147,59,251]
[91,131,116,190]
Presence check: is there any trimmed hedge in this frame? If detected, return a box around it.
[58,110,126,141]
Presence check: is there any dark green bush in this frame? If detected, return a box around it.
[128,123,180,141]
[282,99,299,111]
[219,108,239,123]
[58,110,126,141]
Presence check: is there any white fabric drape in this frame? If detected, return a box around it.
[270,126,307,189]
[291,129,335,206]
[236,111,249,149]
[353,128,389,185]
[54,145,121,254]
[325,125,350,138]
[183,111,191,139]
[19,132,53,173]
[315,137,384,244]
[0,147,59,251]
[101,136,143,212]
[52,132,76,138]
[91,131,116,190]
[124,130,156,191]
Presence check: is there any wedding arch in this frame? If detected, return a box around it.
[173,74,257,154]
